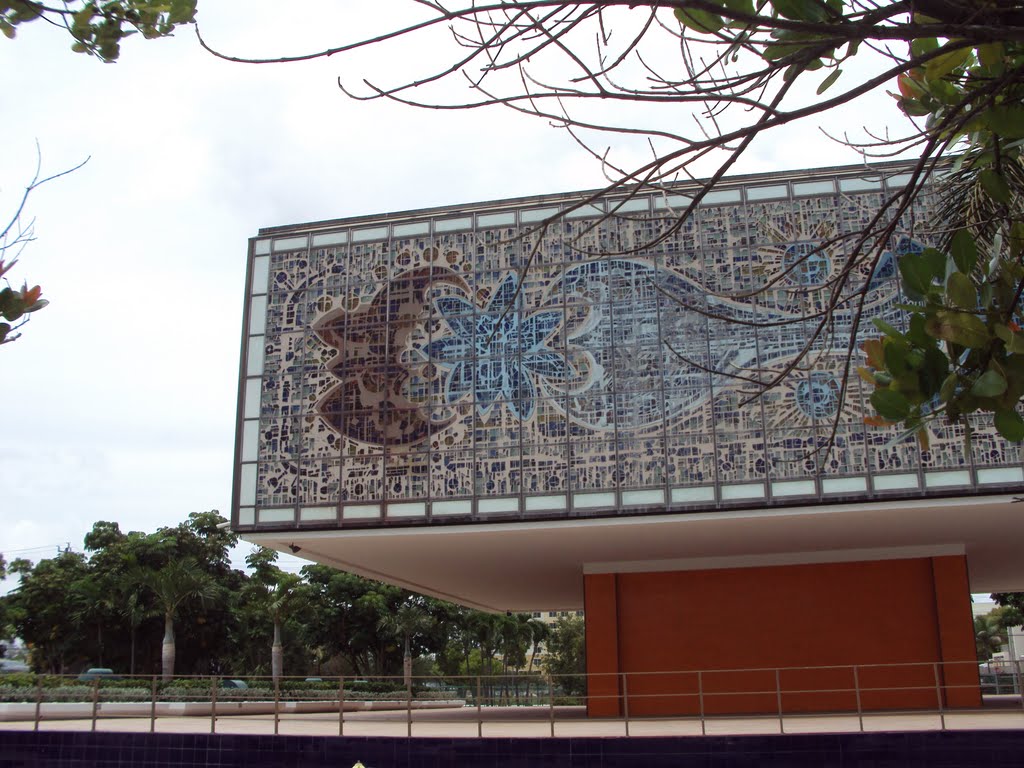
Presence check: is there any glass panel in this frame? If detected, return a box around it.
[254,239,271,255]
[565,203,604,219]
[612,197,650,213]
[720,482,765,500]
[822,477,867,494]
[388,502,427,517]
[978,467,1024,484]
[241,420,259,462]
[243,378,262,419]
[248,295,267,335]
[432,500,472,515]
[524,494,567,511]
[343,504,381,519]
[258,508,296,523]
[885,172,914,188]
[478,212,516,228]
[312,231,348,246]
[239,464,258,506]
[621,489,664,505]
[839,177,882,192]
[300,506,336,522]
[352,226,389,243]
[671,486,714,503]
[873,473,919,490]
[745,184,788,201]
[237,507,255,526]
[701,188,742,204]
[273,235,308,251]
[655,193,692,209]
[393,221,430,237]
[246,336,265,377]
[251,255,270,294]
[771,480,816,497]
[478,497,519,514]
[435,216,472,232]
[924,470,971,488]
[574,491,615,509]
[520,206,559,223]
[793,180,836,196]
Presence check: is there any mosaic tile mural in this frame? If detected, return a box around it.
[236,168,1024,524]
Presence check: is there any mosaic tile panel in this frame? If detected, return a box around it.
[238,166,1023,518]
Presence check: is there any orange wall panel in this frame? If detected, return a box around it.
[584,556,979,716]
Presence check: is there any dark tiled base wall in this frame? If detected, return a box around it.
[3,730,1024,768]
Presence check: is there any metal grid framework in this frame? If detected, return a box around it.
[233,163,1024,530]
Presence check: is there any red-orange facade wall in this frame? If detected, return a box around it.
[584,556,979,717]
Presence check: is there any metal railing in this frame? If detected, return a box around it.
[0,659,1020,737]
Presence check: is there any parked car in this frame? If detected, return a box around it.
[221,679,248,689]
[77,668,118,681]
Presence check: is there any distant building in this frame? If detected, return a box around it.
[233,160,1024,715]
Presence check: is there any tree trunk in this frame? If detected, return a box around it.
[271,619,283,685]
[161,612,175,682]
[403,635,412,694]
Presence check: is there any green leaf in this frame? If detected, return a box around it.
[979,169,1011,204]
[675,6,725,33]
[950,229,978,274]
[921,248,946,281]
[939,372,958,402]
[885,339,910,376]
[994,409,1024,441]
[924,46,971,80]
[985,105,1024,139]
[946,271,976,309]
[771,0,831,21]
[910,38,939,58]
[995,324,1024,354]
[924,310,990,348]
[972,369,1008,398]
[871,389,911,421]
[872,319,903,339]
[722,0,757,14]
[899,255,930,300]
[816,68,842,95]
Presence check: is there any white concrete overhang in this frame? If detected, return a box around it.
[242,494,1024,612]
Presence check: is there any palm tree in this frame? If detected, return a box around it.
[377,602,434,692]
[524,618,549,702]
[268,574,302,686]
[135,558,220,681]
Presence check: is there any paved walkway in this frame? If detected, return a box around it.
[3,703,1024,739]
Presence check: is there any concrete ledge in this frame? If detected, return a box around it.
[0,699,466,721]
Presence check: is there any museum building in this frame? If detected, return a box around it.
[231,160,1024,716]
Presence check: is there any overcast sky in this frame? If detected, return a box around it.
[0,2,912,582]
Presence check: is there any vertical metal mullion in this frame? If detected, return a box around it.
[702,206,723,502]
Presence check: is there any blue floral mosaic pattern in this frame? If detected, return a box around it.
[426,273,570,419]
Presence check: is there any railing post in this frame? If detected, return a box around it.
[33,675,42,732]
[91,677,99,732]
[406,676,413,738]
[274,676,280,735]
[210,676,218,734]
[548,676,555,738]
[476,676,482,738]
[697,671,706,736]
[1016,660,1024,713]
[622,673,629,737]
[775,668,784,734]
[852,665,864,733]
[933,662,946,731]
[150,676,157,733]
[338,675,345,737]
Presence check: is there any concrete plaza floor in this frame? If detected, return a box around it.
[2,702,1024,739]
